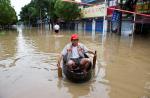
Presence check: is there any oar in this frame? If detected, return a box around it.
[93,51,97,69]
[57,64,62,78]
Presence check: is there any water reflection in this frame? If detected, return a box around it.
[16,26,28,56]
[57,78,110,98]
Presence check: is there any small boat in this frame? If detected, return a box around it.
[62,53,96,83]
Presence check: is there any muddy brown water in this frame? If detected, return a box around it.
[0,27,149,98]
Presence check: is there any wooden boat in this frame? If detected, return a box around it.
[62,53,96,83]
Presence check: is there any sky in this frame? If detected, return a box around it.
[11,0,31,17]
[75,0,81,2]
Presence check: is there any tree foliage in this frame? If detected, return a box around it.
[19,0,81,26]
[0,0,17,27]
[20,0,52,26]
[49,0,58,23]
[19,2,38,26]
[55,0,81,21]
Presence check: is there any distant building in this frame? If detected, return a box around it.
[134,0,150,34]
[75,0,106,33]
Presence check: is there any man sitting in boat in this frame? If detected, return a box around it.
[57,34,95,74]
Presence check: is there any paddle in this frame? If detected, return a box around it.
[93,51,97,69]
[57,64,62,78]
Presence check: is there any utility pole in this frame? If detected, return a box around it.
[118,0,123,35]
[103,0,107,36]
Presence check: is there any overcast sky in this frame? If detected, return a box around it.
[11,0,31,17]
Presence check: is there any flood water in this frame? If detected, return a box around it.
[0,27,150,98]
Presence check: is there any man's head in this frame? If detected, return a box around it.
[71,34,79,46]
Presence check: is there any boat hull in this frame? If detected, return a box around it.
[63,62,93,83]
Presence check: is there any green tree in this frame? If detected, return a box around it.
[0,0,10,5]
[20,0,52,27]
[34,0,51,27]
[20,2,38,26]
[55,0,81,22]
[19,0,81,29]
[0,0,17,29]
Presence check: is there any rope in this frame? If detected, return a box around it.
[108,7,150,17]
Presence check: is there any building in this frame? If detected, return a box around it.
[75,0,150,35]
[134,0,150,35]
[75,0,106,33]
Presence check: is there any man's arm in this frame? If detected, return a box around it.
[82,44,95,55]
[87,50,95,55]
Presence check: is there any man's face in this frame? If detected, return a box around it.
[71,39,79,46]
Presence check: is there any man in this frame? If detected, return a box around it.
[54,23,60,33]
[57,34,95,73]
